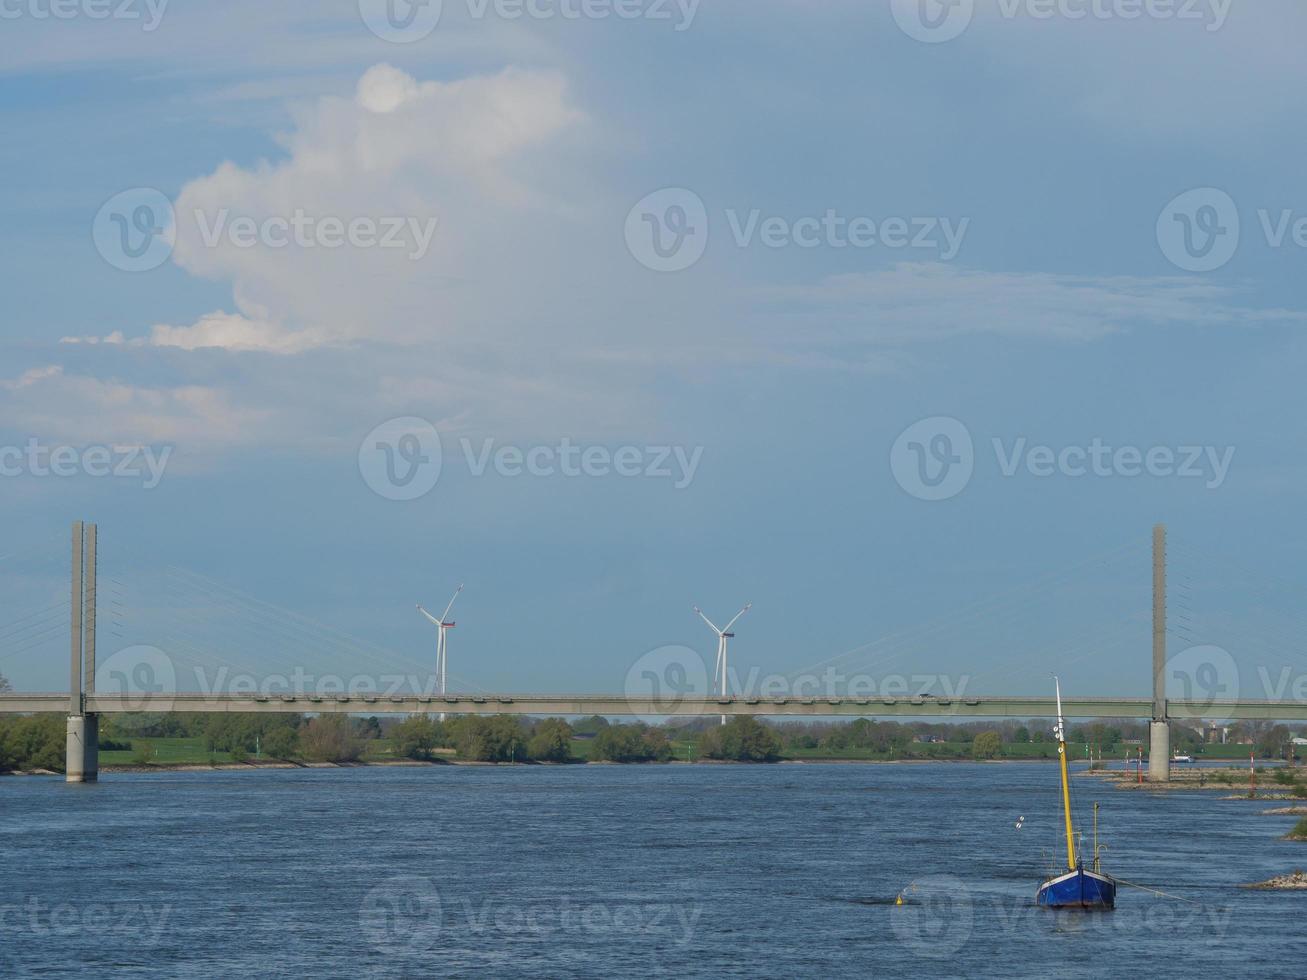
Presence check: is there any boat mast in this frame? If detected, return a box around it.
[1053,676,1076,871]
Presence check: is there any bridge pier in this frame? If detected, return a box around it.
[1148,720,1169,782]
[65,521,99,783]
[1149,524,1170,782]
[66,714,98,783]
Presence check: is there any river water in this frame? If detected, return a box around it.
[3,762,1306,977]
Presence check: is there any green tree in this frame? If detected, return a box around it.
[1013,726,1030,744]
[262,726,299,760]
[972,731,1002,760]
[446,716,526,762]
[356,716,382,740]
[640,727,674,762]
[0,715,65,772]
[592,725,651,762]
[299,715,363,763]
[700,717,782,762]
[1256,724,1292,760]
[528,719,574,762]
[392,715,440,760]
[572,715,610,736]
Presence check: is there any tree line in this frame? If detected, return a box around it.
[3,705,1302,772]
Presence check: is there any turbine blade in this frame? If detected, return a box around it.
[722,602,752,634]
[440,584,464,622]
[417,604,442,626]
[694,606,721,634]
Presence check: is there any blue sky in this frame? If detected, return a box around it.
[3,0,1307,705]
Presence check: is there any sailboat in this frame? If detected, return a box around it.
[1035,677,1117,910]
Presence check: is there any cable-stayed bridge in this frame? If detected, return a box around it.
[5,521,1307,783]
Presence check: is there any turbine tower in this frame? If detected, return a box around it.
[694,602,751,725]
[418,584,463,721]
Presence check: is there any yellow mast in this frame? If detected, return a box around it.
[1054,677,1076,871]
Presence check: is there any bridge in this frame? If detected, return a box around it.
[3,521,1307,782]
[3,692,1306,721]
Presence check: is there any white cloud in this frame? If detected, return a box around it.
[64,311,323,355]
[160,62,587,353]
[0,365,267,446]
[760,262,1307,346]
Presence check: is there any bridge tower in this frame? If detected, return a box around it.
[65,521,98,783]
[1148,523,1170,782]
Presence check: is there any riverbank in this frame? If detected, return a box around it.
[1086,765,1305,794]
[0,755,1086,775]
[1244,870,1307,890]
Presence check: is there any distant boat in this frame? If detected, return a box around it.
[1036,677,1117,910]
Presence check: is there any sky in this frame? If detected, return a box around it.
[3,0,1307,708]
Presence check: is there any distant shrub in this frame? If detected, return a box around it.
[262,727,299,761]
[699,718,781,763]
[391,715,440,760]
[299,716,363,763]
[0,715,65,772]
[972,731,1003,760]
[527,719,574,763]
[592,724,674,763]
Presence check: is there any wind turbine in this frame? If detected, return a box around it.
[694,602,751,725]
[418,584,462,721]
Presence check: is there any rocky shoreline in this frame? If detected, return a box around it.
[1245,870,1307,890]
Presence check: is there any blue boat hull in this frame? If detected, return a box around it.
[1036,868,1116,909]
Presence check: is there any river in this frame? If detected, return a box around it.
[3,763,1306,977]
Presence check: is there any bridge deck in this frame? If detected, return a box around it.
[2,693,1305,720]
